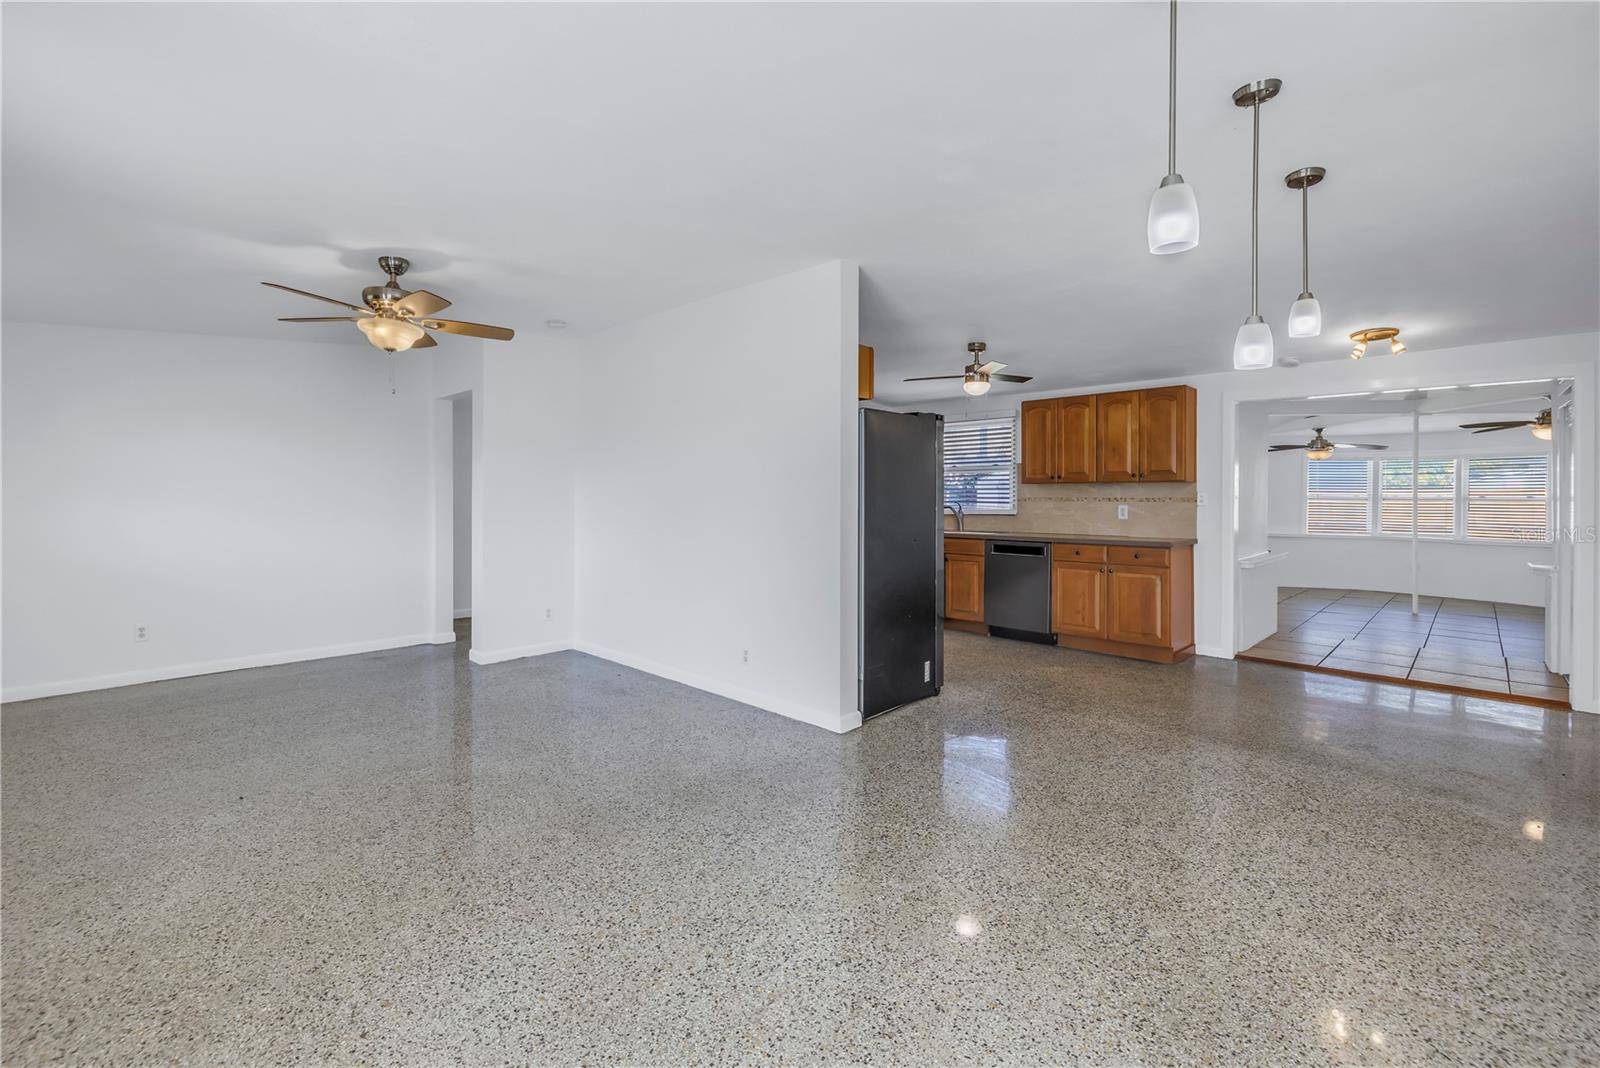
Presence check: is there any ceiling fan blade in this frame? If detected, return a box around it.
[278,316,363,322]
[991,373,1032,382]
[976,361,1006,374]
[903,374,965,381]
[417,318,515,341]
[1458,420,1530,429]
[1267,444,1306,451]
[410,332,438,349]
[261,281,366,313]
[1471,425,1521,434]
[396,290,452,318]
[1332,442,1390,450]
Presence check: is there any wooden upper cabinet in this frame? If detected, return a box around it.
[858,345,875,401]
[1018,384,1195,485]
[1054,395,1097,483]
[1138,385,1196,482]
[1105,565,1169,646]
[1051,560,1106,638]
[1095,391,1141,482]
[1019,399,1056,484]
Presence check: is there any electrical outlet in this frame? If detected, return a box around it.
[1117,504,1129,520]
[1196,492,1208,507]
[545,608,552,620]
[135,625,149,642]
[742,649,749,664]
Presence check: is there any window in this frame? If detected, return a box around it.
[944,417,1016,514]
[1305,459,1372,535]
[1466,456,1550,541]
[1380,458,1456,537]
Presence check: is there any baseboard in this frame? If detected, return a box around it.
[1195,644,1234,660]
[2,633,443,703]
[429,632,457,645]
[468,640,570,666]
[572,640,856,734]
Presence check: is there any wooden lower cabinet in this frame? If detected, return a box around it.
[1050,543,1194,663]
[944,539,984,623]
[1050,560,1106,639]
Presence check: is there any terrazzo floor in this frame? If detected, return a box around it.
[1241,588,1570,707]
[3,622,1598,1065]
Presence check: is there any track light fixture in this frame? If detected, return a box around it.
[1349,327,1405,360]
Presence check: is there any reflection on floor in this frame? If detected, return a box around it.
[3,631,1596,1062]
[1241,587,1569,706]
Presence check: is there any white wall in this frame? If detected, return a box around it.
[452,396,472,617]
[574,261,860,733]
[898,332,1600,713]
[1,322,437,700]
[1266,428,1553,605]
[468,338,578,664]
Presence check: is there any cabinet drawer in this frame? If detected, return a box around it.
[1108,546,1170,567]
[1053,543,1107,563]
[944,537,985,557]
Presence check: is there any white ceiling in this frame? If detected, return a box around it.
[4,3,1596,402]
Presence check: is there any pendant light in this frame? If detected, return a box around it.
[1147,0,1199,254]
[1285,166,1326,337]
[1231,78,1281,370]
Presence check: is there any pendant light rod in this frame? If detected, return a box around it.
[1285,165,1326,339]
[1167,0,1178,176]
[1232,79,1281,318]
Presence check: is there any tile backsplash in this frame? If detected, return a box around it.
[945,481,1197,539]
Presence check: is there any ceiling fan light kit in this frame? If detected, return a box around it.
[1231,78,1281,370]
[1148,0,1200,255]
[1348,327,1403,360]
[1284,166,1325,338]
[263,256,516,353]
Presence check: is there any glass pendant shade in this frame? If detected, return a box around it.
[1390,338,1407,356]
[1147,177,1200,255]
[1531,422,1553,441]
[1235,314,1273,369]
[1305,446,1334,460]
[1287,296,1322,338]
[962,373,991,397]
[1233,318,1274,370]
[357,316,426,352]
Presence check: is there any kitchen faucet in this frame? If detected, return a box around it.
[943,503,965,531]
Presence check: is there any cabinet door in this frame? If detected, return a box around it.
[1096,391,1141,482]
[1105,565,1170,646]
[1051,560,1106,639]
[1138,385,1193,481]
[945,555,985,622]
[1054,396,1097,483]
[1019,399,1055,483]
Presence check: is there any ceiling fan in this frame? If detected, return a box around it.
[262,256,515,352]
[1268,427,1390,460]
[904,341,1032,397]
[1460,408,1553,441]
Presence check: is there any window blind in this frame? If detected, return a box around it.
[944,417,1016,514]
[1379,458,1456,537]
[1466,456,1549,541]
[1305,459,1371,535]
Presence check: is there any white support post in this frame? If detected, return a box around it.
[1411,411,1420,616]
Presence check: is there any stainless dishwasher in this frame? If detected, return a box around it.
[984,540,1056,642]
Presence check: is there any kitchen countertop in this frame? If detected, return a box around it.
[943,530,1197,547]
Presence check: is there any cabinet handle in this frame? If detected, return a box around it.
[1133,552,1141,559]
[1107,569,1114,574]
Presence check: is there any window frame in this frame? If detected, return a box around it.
[1294,452,1551,545]
[942,415,1018,516]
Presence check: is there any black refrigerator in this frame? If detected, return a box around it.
[859,408,944,719]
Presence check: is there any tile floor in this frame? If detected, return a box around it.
[1241,588,1570,706]
[4,625,1598,1063]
